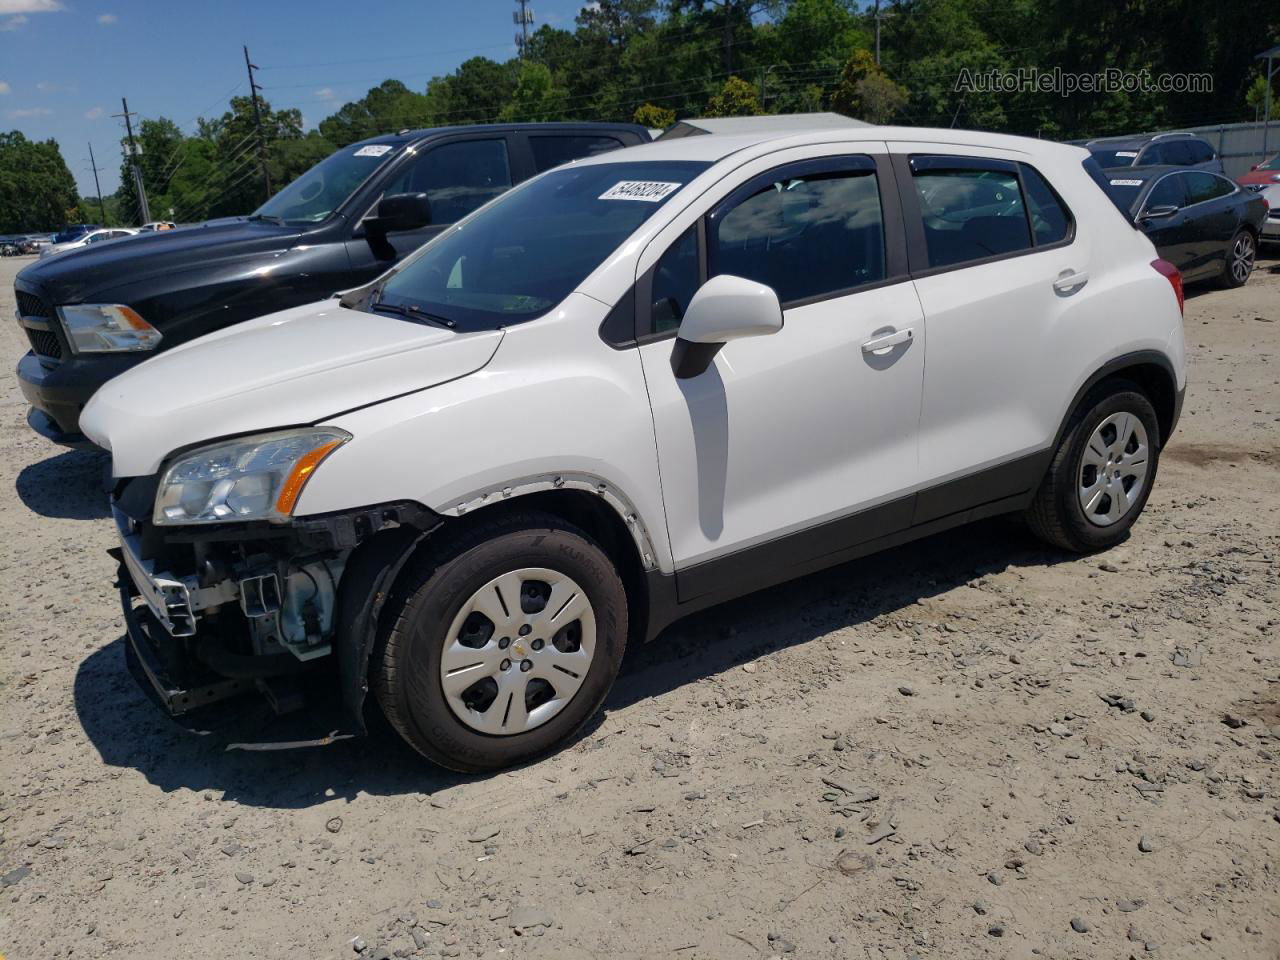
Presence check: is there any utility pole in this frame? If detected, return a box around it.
[87,142,107,226]
[873,0,894,67]
[113,97,150,224]
[513,0,534,58]
[243,45,272,200]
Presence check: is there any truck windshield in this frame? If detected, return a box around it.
[252,142,402,224]
[375,160,708,331]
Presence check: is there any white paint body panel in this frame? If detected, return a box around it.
[87,125,1185,583]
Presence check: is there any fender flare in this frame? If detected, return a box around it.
[1051,349,1180,452]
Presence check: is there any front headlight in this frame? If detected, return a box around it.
[154,428,350,525]
[59,304,162,353]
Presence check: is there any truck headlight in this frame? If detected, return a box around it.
[59,304,162,353]
[154,429,350,525]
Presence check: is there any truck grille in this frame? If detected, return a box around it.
[16,289,52,319]
[25,327,63,359]
[15,288,62,359]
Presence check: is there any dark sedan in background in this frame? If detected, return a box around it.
[1100,165,1267,288]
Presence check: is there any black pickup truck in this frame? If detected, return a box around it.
[15,122,649,445]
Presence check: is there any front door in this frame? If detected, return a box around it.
[343,136,515,283]
[637,149,926,600]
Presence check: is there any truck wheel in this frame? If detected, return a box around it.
[1026,380,1161,553]
[373,512,627,772]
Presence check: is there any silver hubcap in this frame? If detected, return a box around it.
[1078,412,1149,527]
[439,567,596,735]
[1231,233,1254,284]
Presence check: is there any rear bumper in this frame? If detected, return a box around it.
[1262,217,1280,240]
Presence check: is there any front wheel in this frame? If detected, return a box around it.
[373,513,628,772]
[1221,228,1255,288]
[1026,381,1161,553]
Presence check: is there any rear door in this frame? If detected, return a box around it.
[1182,172,1240,277]
[892,148,1082,517]
[517,130,638,174]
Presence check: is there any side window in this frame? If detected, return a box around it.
[709,165,886,304]
[1145,174,1188,210]
[384,139,512,225]
[1138,143,1165,165]
[1188,140,1216,164]
[1185,172,1233,205]
[911,162,1031,268]
[650,226,700,335]
[1019,165,1072,246]
[530,135,624,173]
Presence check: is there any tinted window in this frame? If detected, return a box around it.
[710,167,885,303]
[650,226,699,335]
[255,141,401,224]
[378,160,706,331]
[1090,148,1140,167]
[1185,172,1233,205]
[1146,174,1189,210]
[1187,140,1215,164]
[1020,165,1071,245]
[912,166,1031,268]
[1138,143,1167,165]
[1167,140,1198,165]
[384,139,512,225]
[530,135,624,173]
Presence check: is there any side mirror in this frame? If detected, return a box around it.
[367,192,432,235]
[1139,204,1178,222]
[671,274,783,379]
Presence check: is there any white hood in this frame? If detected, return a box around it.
[82,299,503,477]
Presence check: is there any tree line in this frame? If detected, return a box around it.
[2,0,1276,233]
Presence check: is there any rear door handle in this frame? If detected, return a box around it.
[861,328,913,354]
[1053,270,1089,293]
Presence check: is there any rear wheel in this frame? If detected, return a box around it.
[373,513,627,772]
[1026,381,1161,552]
[1221,228,1255,288]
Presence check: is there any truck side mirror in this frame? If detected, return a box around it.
[368,193,432,235]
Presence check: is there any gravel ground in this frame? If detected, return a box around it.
[1,250,1278,960]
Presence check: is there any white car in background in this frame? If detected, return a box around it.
[39,227,139,258]
[1258,183,1280,243]
[84,125,1187,772]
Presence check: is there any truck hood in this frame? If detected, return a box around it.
[82,299,504,477]
[16,218,304,305]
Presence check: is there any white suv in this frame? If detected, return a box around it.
[82,126,1187,771]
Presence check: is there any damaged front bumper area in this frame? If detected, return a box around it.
[112,472,439,729]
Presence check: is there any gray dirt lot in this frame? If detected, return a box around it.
[0,251,1278,960]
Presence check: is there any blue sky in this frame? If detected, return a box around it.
[0,0,589,196]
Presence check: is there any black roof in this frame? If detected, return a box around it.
[349,121,649,150]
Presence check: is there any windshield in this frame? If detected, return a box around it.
[1089,147,1140,168]
[252,141,402,224]
[375,160,709,330]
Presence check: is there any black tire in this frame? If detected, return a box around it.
[373,512,627,772]
[1025,380,1161,553]
[1220,228,1255,288]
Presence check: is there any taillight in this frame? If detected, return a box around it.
[1150,258,1184,316]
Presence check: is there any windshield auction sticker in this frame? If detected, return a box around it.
[354,145,393,157]
[599,181,682,202]
[1110,179,1144,186]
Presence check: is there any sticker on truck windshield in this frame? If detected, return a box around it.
[1115,151,1139,158]
[1110,179,1143,186]
[599,181,682,202]
[354,145,393,158]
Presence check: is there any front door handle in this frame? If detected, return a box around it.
[1052,270,1090,293]
[861,327,913,354]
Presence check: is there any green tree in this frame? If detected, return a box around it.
[832,50,908,122]
[704,75,762,117]
[0,131,79,232]
[633,102,677,128]
[500,62,570,122]
[318,80,430,147]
